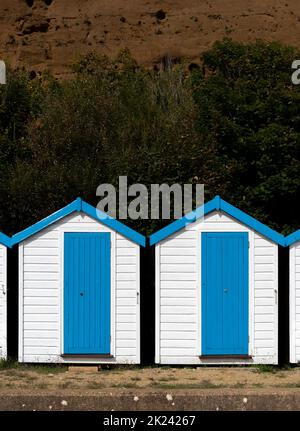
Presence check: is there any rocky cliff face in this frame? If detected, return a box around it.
[1,0,300,78]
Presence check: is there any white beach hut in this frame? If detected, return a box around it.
[0,233,10,360]
[285,230,300,364]
[150,196,284,365]
[11,198,145,364]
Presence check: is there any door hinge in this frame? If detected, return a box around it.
[248,241,250,249]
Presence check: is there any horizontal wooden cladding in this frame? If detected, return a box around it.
[161,331,196,340]
[116,273,136,281]
[160,264,195,273]
[24,338,59,347]
[161,339,196,348]
[161,289,196,298]
[255,297,274,306]
[161,322,197,331]
[116,256,136,265]
[24,297,58,306]
[24,305,58,314]
[160,273,196,281]
[24,247,59,256]
[24,255,59,264]
[254,273,276,281]
[24,322,58,330]
[161,305,196,315]
[160,281,196,289]
[161,348,196,356]
[116,238,136,248]
[160,247,195,256]
[23,272,59,281]
[24,288,58,297]
[25,239,58,248]
[162,239,196,248]
[24,264,59,272]
[254,331,275,340]
[160,297,195,306]
[255,289,275,298]
[24,280,58,289]
[116,297,136,307]
[23,347,59,355]
[160,255,196,264]
[116,247,136,256]
[161,314,196,323]
[116,264,137,273]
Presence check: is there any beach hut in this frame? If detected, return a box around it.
[0,233,10,359]
[11,198,145,364]
[150,196,284,365]
[285,230,300,363]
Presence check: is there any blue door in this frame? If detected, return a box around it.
[64,232,111,354]
[201,232,248,355]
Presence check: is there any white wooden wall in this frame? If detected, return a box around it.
[0,244,7,359]
[18,212,140,364]
[290,242,300,363]
[155,211,278,365]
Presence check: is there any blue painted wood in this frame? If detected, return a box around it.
[149,196,285,246]
[285,229,300,246]
[11,198,146,247]
[201,232,249,355]
[64,232,111,354]
[0,232,11,248]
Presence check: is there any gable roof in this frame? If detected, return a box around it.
[10,198,146,247]
[285,230,300,247]
[0,232,11,248]
[149,195,285,246]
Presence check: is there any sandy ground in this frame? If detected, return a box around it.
[0,364,300,394]
[2,1,300,78]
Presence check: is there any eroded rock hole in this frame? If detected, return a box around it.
[155,9,166,20]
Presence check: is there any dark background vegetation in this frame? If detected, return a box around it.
[1,39,300,237]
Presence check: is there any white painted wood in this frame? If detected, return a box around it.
[155,244,160,364]
[155,210,279,365]
[18,212,140,364]
[289,242,300,363]
[0,245,7,359]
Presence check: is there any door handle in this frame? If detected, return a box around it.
[80,292,84,297]
[224,288,228,293]
[1,284,5,295]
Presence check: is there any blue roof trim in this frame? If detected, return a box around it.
[81,201,146,247]
[0,232,11,248]
[285,230,300,246]
[220,199,285,247]
[11,199,80,247]
[149,196,285,246]
[149,196,219,246]
[11,198,146,247]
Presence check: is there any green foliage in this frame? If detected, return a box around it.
[192,39,300,233]
[4,50,219,234]
[1,42,300,235]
